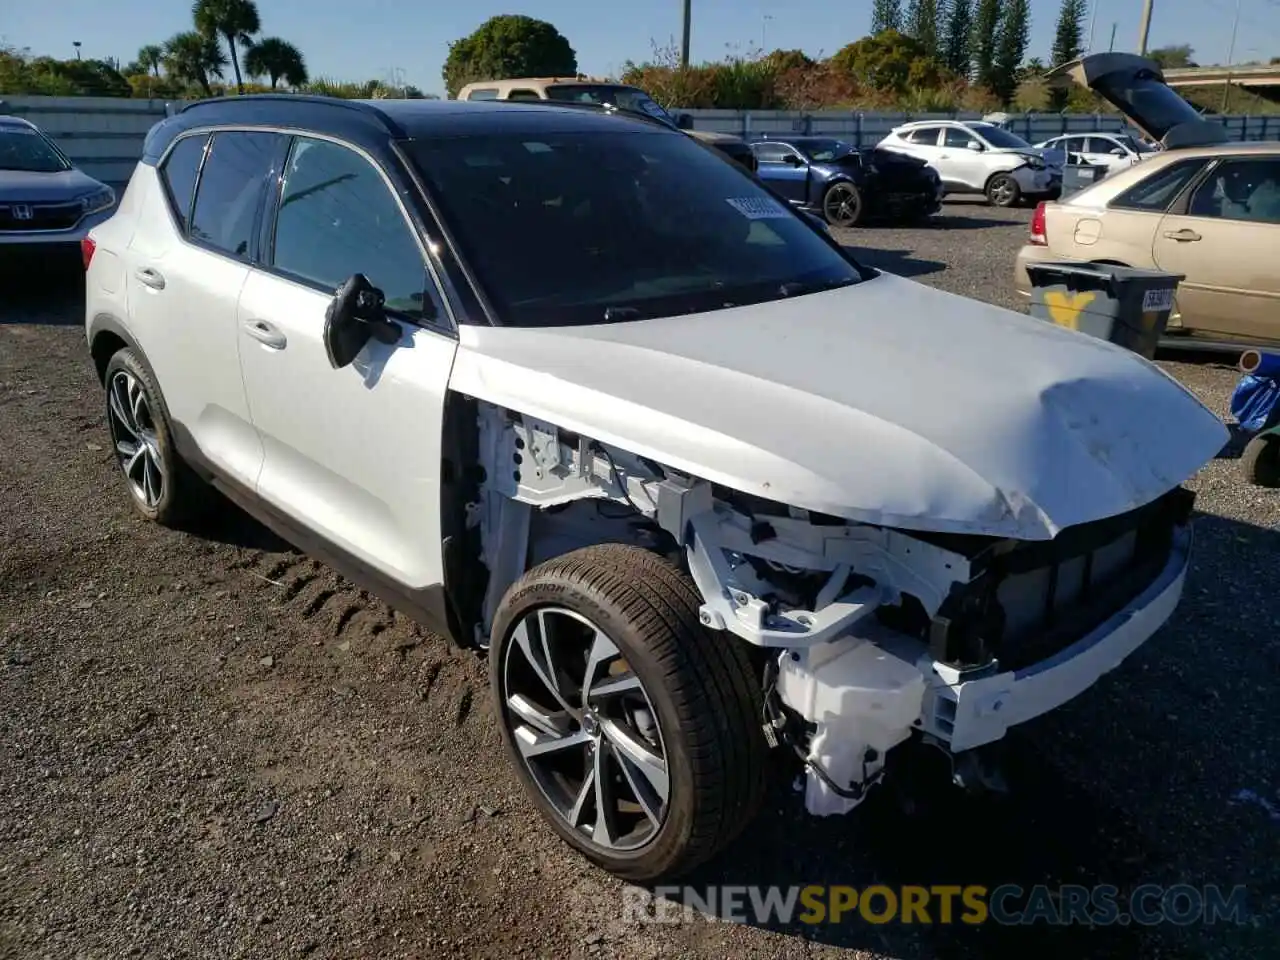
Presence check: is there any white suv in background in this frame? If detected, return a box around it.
[878,120,1064,207]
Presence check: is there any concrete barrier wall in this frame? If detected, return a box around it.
[0,95,176,188]
[2,96,1276,190]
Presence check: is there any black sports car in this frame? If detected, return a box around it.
[748,136,943,227]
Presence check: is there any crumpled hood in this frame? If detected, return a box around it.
[994,144,1065,169]
[0,167,102,202]
[449,273,1227,541]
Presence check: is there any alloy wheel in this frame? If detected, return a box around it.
[107,370,165,509]
[823,183,862,227]
[501,606,670,851]
[990,177,1017,206]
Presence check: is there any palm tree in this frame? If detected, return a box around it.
[137,44,164,78]
[163,31,227,97]
[243,36,307,89]
[192,0,260,94]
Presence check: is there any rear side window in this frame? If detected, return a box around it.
[905,127,940,145]
[159,134,207,229]
[1110,158,1206,212]
[190,130,284,258]
[464,88,499,100]
[506,89,544,101]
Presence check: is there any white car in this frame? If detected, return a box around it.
[878,119,1065,207]
[84,94,1226,882]
[1036,131,1156,174]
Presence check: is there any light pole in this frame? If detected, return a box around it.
[1086,0,1098,54]
[680,0,691,68]
[72,40,82,60]
[1221,0,1242,113]
[1137,0,1154,55]
[762,14,773,51]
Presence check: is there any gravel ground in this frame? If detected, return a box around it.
[2,203,1278,960]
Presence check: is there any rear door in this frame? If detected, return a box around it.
[751,141,809,203]
[125,128,285,486]
[1152,156,1280,342]
[235,134,458,592]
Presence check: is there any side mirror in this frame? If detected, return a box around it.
[1110,148,1127,157]
[674,112,694,130]
[966,140,984,151]
[323,273,400,370]
[784,154,805,166]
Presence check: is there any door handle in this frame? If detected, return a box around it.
[1162,228,1201,242]
[134,266,165,290]
[243,320,287,350]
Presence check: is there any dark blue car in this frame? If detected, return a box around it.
[749,136,942,228]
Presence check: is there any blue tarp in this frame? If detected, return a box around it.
[1230,374,1280,434]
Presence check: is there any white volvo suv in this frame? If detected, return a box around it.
[84,94,1226,882]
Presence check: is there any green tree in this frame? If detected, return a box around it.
[243,37,307,88]
[442,15,576,98]
[993,0,1029,104]
[1051,0,1088,66]
[163,30,227,96]
[137,44,163,78]
[830,28,944,94]
[971,0,1002,90]
[941,0,974,76]
[871,0,904,34]
[192,0,260,94]
[1149,44,1197,68]
[906,0,941,58]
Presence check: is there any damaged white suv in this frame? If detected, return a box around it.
[85,94,1227,882]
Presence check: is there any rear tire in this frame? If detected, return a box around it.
[986,173,1020,207]
[102,347,213,527]
[1241,434,1280,487]
[489,543,768,882]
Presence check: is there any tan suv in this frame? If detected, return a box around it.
[454,76,757,173]
[1013,53,1280,350]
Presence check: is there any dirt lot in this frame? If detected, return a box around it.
[2,203,1278,960]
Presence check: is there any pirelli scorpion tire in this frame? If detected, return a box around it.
[489,543,768,882]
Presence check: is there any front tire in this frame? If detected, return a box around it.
[986,172,1020,207]
[103,347,212,526]
[489,544,768,882]
[1241,433,1280,487]
[822,181,864,227]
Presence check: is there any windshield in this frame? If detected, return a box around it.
[0,125,70,173]
[545,84,676,127]
[799,139,854,162]
[974,125,1033,149]
[407,130,867,328]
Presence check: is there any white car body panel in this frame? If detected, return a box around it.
[236,270,458,589]
[450,271,1226,541]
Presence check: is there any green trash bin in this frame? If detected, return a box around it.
[1024,261,1183,361]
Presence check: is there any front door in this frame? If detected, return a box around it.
[939,127,990,191]
[236,134,459,592]
[1153,156,1280,343]
[752,142,809,203]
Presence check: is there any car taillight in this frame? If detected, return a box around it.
[1029,202,1047,246]
[81,236,96,270]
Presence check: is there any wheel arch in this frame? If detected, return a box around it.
[89,313,141,385]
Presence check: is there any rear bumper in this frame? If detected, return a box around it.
[935,522,1190,752]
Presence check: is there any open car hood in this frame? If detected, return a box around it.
[1046,53,1228,149]
[447,273,1227,542]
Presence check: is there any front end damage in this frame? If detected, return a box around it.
[464,401,1197,818]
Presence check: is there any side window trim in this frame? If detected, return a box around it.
[157,131,211,235]
[261,133,455,335]
[185,129,287,266]
[1109,158,1207,213]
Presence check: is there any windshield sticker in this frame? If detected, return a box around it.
[726,196,790,219]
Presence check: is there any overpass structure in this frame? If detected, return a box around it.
[1164,64,1280,95]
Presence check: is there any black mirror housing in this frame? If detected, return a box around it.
[675,112,694,130]
[323,273,398,369]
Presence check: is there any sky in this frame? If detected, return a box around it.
[4,0,1280,97]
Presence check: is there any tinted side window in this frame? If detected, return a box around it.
[943,128,975,148]
[906,127,940,145]
[1187,158,1280,225]
[271,137,431,320]
[159,133,207,229]
[190,130,283,258]
[753,143,791,163]
[1110,159,1206,212]
[465,88,499,100]
[506,89,544,101]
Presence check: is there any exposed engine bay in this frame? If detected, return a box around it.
[460,400,1195,816]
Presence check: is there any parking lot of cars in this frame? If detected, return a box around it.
[2,192,1277,959]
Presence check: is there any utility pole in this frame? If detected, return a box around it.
[680,0,691,68]
[1086,0,1098,53]
[1109,22,1117,52]
[1222,0,1242,113]
[762,13,773,51]
[1137,0,1154,55]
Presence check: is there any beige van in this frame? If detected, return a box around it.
[454,76,757,173]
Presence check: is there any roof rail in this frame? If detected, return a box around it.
[177,93,407,137]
